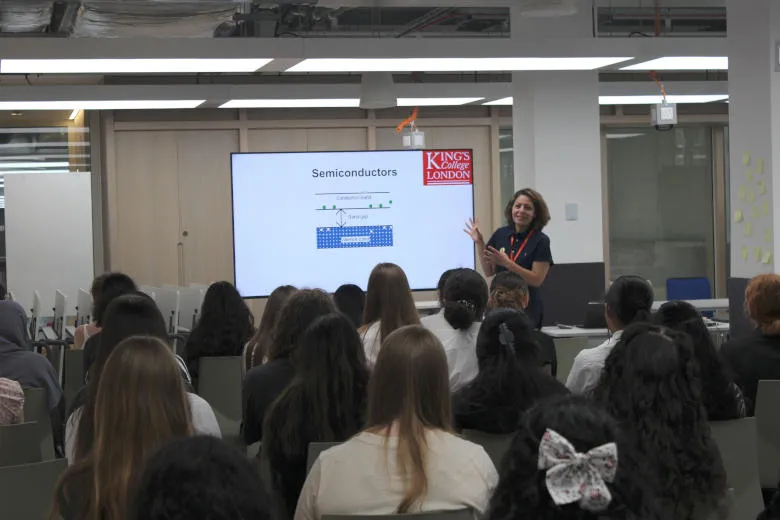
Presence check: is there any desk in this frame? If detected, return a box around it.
[415,300,439,311]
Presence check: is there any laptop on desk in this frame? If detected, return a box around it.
[582,302,608,329]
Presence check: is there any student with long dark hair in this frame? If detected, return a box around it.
[360,263,421,365]
[244,285,296,371]
[184,281,254,391]
[567,275,653,394]
[592,324,727,519]
[66,294,219,464]
[263,313,369,517]
[53,337,193,520]
[243,289,335,445]
[333,284,366,329]
[453,309,568,434]
[655,300,745,420]
[295,325,497,520]
[422,268,488,391]
[487,395,660,520]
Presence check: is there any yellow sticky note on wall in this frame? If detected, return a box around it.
[734,210,744,223]
[756,247,763,261]
[741,246,749,261]
[763,201,770,216]
[746,222,753,236]
[743,152,752,166]
[759,181,767,195]
[757,158,765,174]
[763,251,773,264]
[739,187,746,200]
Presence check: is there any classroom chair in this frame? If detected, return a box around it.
[198,356,243,442]
[0,423,42,467]
[0,458,68,520]
[461,429,513,470]
[554,337,588,384]
[709,417,764,520]
[307,441,341,474]
[324,509,473,520]
[63,349,85,407]
[23,387,55,461]
[666,277,713,317]
[755,380,780,488]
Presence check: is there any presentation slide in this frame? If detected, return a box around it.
[231,149,475,297]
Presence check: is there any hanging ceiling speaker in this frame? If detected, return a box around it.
[359,73,397,110]
[519,0,578,17]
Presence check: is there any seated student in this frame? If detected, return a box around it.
[360,263,421,365]
[243,285,296,372]
[487,271,557,376]
[53,336,193,520]
[0,377,24,425]
[243,289,335,445]
[721,273,780,415]
[434,269,457,308]
[264,313,369,518]
[0,301,64,453]
[333,284,366,329]
[593,324,727,520]
[656,300,745,420]
[132,436,271,520]
[452,309,568,434]
[183,281,254,391]
[295,325,497,520]
[422,268,487,391]
[567,276,653,394]
[486,395,660,520]
[73,273,109,350]
[66,294,220,464]
[82,272,137,374]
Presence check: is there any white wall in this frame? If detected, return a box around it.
[6,173,94,315]
[512,71,604,264]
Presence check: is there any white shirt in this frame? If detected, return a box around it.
[565,330,623,395]
[421,312,480,392]
[294,430,498,520]
[361,322,382,367]
[64,392,221,464]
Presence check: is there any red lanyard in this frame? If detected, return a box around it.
[509,230,534,263]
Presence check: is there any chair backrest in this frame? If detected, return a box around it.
[155,287,181,336]
[666,277,712,301]
[0,423,42,467]
[75,288,92,326]
[198,356,243,439]
[307,441,341,475]
[0,458,68,520]
[177,286,205,332]
[709,418,764,520]
[554,337,588,384]
[461,429,514,470]
[323,509,473,520]
[29,290,42,341]
[64,349,85,407]
[755,380,780,487]
[53,291,68,340]
[22,387,55,460]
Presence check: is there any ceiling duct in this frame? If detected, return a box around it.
[0,1,53,33]
[72,1,242,38]
[519,0,577,18]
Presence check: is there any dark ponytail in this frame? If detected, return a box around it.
[605,275,654,328]
[441,269,488,331]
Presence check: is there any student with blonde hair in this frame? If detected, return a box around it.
[295,325,497,520]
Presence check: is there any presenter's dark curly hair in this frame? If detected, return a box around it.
[486,395,659,520]
[592,323,727,519]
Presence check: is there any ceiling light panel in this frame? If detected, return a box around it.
[599,94,728,105]
[0,58,273,74]
[483,97,513,106]
[0,100,205,110]
[220,99,361,108]
[397,97,483,106]
[288,57,632,73]
[621,57,728,71]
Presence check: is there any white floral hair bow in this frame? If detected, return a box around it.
[537,428,618,512]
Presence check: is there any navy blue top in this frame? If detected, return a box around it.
[487,226,553,328]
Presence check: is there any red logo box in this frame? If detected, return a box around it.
[423,150,473,186]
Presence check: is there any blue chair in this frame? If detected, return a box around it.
[666,277,713,317]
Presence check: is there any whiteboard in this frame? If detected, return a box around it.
[6,173,94,315]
